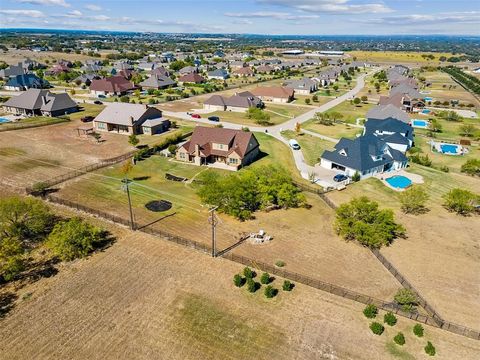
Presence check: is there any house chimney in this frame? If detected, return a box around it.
[195,144,200,155]
[130,116,134,124]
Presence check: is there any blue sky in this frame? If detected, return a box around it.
[0,0,479,35]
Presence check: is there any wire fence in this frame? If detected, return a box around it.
[0,118,70,132]
[25,151,136,194]
[39,194,480,340]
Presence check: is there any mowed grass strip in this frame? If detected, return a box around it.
[172,293,287,359]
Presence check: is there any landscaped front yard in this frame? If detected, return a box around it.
[302,119,363,139]
[281,130,335,166]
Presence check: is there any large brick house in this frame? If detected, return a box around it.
[176,126,260,170]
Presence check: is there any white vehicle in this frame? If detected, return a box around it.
[289,139,301,150]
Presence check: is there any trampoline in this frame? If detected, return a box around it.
[145,200,173,212]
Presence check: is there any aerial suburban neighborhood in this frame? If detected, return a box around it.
[0,1,479,359]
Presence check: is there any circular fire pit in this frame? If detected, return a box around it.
[145,200,173,212]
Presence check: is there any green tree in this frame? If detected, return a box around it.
[335,197,405,248]
[363,304,378,319]
[428,119,442,133]
[461,159,480,176]
[442,188,479,215]
[128,134,139,147]
[246,107,271,126]
[394,288,418,312]
[399,187,430,214]
[246,278,257,293]
[353,97,361,105]
[352,171,360,182]
[282,280,293,291]
[333,84,339,91]
[0,196,52,240]
[369,322,384,335]
[394,332,405,345]
[305,98,311,105]
[233,274,244,287]
[0,236,24,281]
[264,285,277,298]
[384,312,397,326]
[243,267,254,279]
[425,341,436,356]
[260,272,271,284]
[361,95,368,103]
[459,124,477,137]
[46,217,104,261]
[413,324,424,337]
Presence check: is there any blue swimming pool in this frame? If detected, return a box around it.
[440,144,459,154]
[421,109,431,114]
[412,119,429,128]
[386,175,412,189]
[0,117,11,123]
[424,97,433,101]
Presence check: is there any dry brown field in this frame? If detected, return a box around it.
[0,200,479,360]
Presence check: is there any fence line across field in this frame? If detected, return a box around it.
[40,194,480,341]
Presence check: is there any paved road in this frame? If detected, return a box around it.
[73,69,377,186]
[163,70,376,186]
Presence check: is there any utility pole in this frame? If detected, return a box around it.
[124,176,135,230]
[208,206,218,257]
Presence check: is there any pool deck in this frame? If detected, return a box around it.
[375,169,424,192]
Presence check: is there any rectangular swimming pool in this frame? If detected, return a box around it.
[0,117,11,124]
[411,119,429,128]
[440,144,459,154]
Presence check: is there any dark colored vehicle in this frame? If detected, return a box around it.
[333,174,348,182]
[208,116,220,122]
[81,116,94,123]
[191,113,201,119]
[93,100,103,105]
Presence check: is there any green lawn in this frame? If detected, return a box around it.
[69,103,105,120]
[302,119,363,139]
[324,101,375,124]
[281,130,335,166]
[209,107,296,127]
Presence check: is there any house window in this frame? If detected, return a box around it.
[97,122,105,129]
[229,158,238,164]
[179,152,185,159]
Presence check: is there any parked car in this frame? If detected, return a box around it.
[81,116,94,123]
[98,94,106,99]
[333,174,348,182]
[191,113,201,119]
[208,116,220,122]
[93,100,103,105]
[288,139,301,150]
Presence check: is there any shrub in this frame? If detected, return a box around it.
[425,341,436,356]
[384,312,397,326]
[409,154,432,167]
[442,188,479,215]
[370,322,384,335]
[413,324,424,337]
[264,285,277,298]
[0,236,24,281]
[393,332,405,345]
[461,159,480,176]
[275,260,285,267]
[363,304,378,318]
[128,134,139,147]
[335,197,405,248]
[399,187,430,215]
[233,274,244,287]
[305,98,311,105]
[246,278,257,293]
[353,97,361,105]
[439,165,450,173]
[243,267,254,279]
[46,217,104,261]
[352,171,361,182]
[282,280,293,291]
[260,272,271,284]
[394,288,418,312]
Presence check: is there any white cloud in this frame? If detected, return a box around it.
[256,0,392,14]
[90,15,110,21]
[367,11,480,25]
[225,11,319,20]
[0,9,45,17]
[16,0,70,7]
[64,10,82,17]
[85,4,102,11]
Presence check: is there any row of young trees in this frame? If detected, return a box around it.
[441,66,480,95]
[0,197,107,282]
